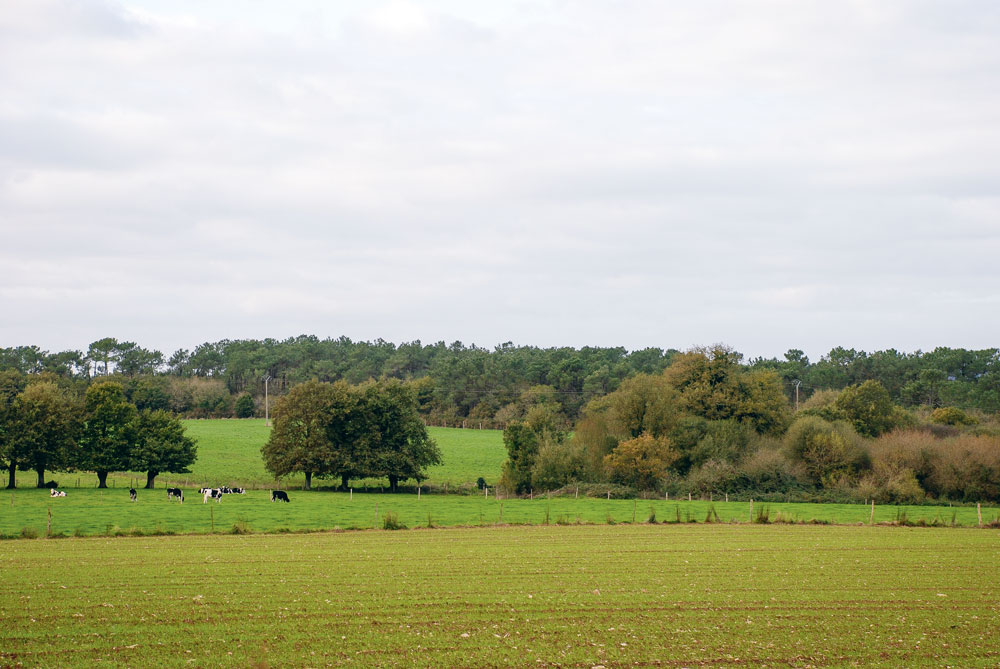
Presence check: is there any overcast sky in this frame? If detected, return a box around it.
[2,1,998,361]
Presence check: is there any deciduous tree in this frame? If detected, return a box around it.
[79,381,137,488]
[133,409,197,489]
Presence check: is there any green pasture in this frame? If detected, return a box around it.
[11,421,507,490]
[3,486,998,538]
[3,524,1000,667]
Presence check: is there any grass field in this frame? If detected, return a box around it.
[3,524,999,667]
[11,422,507,490]
[3,487,998,539]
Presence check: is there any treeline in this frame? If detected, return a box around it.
[499,347,1000,504]
[262,379,440,492]
[2,338,1000,424]
[0,373,195,489]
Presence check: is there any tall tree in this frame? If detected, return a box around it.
[261,379,341,490]
[86,337,119,376]
[15,382,82,487]
[363,380,441,492]
[132,409,197,488]
[79,381,137,488]
[0,370,27,488]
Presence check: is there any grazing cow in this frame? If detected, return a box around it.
[203,488,223,504]
[231,487,246,495]
[271,490,290,503]
[129,488,137,502]
[167,488,184,503]
[219,486,233,494]
[49,489,66,497]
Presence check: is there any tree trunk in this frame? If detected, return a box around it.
[96,471,109,489]
[341,474,349,491]
[145,471,158,489]
[304,471,312,490]
[6,462,15,489]
[389,475,399,493]
[35,467,46,488]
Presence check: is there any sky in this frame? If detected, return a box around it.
[2,1,999,362]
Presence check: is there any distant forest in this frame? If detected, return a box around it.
[1,337,998,423]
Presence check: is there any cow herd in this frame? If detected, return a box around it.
[46,485,290,503]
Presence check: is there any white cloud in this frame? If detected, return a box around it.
[1,0,998,359]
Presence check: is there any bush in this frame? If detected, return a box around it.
[382,511,406,530]
[784,416,869,486]
[931,407,977,426]
[234,393,256,418]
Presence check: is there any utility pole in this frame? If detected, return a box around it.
[793,379,802,411]
[263,375,271,426]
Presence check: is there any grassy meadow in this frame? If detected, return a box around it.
[3,524,1000,667]
[3,486,998,539]
[11,421,506,490]
[4,419,1000,538]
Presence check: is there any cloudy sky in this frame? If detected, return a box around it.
[2,1,998,361]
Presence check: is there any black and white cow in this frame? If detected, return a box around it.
[271,490,290,503]
[203,488,223,504]
[49,489,66,497]
[230,487,246,495]
[167,488,184,503]
[129,488,137,502]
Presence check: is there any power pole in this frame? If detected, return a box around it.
[793,379,802,411]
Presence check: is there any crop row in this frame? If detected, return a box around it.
[3,525,999,666]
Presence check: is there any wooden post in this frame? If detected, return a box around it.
[665,491,668,501]
[607,491,610,501]
[977,502,982,527]
[632,500,637,524]
[47,505,51,536]
[418,486,421,500]
[749,499,754,523]
[688,492,691,502]
[375,502,379,529]
[530,489,533,500]
[869,500,875,525]
[350,488,353,501]
[725,493,728,503]
[499,501,503,524]
[485,487,489,499]
[575,487,578,499]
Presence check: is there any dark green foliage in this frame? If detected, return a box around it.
[835,381,900,438]
[79,382,137,488]
[261,379,439,492]
[234,393,255,418]
[132,409,197,489]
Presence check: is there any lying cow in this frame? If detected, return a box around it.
[49,489,66,497]
[129,488,137,502]
[167,488,184,503]
[203,488,223,504]
[230,487,246,495]
[271,490,290,503]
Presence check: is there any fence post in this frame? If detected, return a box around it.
[869,500,875,524]
[749,499,753,523]
[374,502,379,529]
[48,505,52,536]
[978,502,982,527]
[632,500,637,524]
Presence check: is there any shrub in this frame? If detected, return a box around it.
[231,518,253,534]
[604,434,678,490]
[784,416,870,486]
[382,512,406,530]
[234,393,256,418]
[931,407,977,426]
